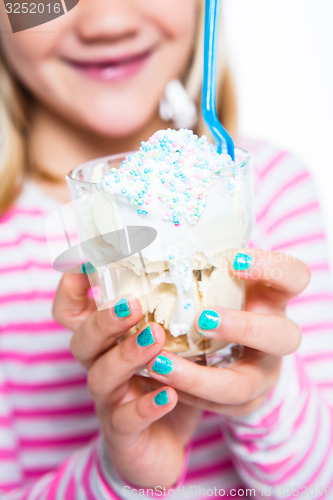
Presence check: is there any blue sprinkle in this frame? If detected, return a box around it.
[170,180,175,186]
[127,194,133,199]
[121,188,127,194]
[169,254,175,260]
[115,179,120,183]
[161,178,166,184]
[137,209,142,214]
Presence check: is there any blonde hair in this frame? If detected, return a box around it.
[0,0,237,215]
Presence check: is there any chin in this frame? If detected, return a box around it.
[81,108,158,141]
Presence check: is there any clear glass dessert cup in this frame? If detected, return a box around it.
[66,147,254,369]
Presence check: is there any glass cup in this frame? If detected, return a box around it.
[66,148,253,368]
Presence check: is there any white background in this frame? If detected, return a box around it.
[223,0,333,269]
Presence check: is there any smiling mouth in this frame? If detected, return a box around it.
[66,49,153,82]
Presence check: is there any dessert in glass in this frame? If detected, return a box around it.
[66,129,253,367]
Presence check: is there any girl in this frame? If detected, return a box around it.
[1,1,333,497]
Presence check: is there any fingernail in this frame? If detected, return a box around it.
[136,325,155,347]
[81,261,96,274]
[114,297,130,318]
[152,355,173,375]
[233,253,253,271]
[154,389,169,406]
[198,310,220,331]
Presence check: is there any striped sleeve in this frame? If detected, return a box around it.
[0,194,189,498]
[0,420,123,499]
[221,146,333,498]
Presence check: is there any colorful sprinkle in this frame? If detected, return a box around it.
[100,129,238,226]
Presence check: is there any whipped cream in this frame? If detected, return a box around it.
[87,130,249,344]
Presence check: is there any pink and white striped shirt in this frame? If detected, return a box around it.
[1,140,333,499]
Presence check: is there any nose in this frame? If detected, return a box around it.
[74,0,142,43]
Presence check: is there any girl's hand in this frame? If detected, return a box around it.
[145,249,311,417]
[53,275,201,488]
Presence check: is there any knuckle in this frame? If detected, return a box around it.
[52,300,61,324]
[87,365,104,400]
[118,336,135,365]
[185,367,202,394]
[110,412,126,435]
[288,320,303,353]
[300,262,311,291]
[231,372,260,405]
[291,259,311,294]
[235,393,268,417]
[69,334,78,358]
[135,397,149,422]
[95,308,113,337]
[235,313,254,344]
[279,319,302,355]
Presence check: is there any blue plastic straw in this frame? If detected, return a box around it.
[202,0,235,159]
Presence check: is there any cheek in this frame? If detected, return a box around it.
[1,34,52,92]
[146,0,198,47]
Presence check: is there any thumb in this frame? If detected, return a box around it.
[53,273,97,330]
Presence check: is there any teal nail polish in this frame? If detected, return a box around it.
[198,310,220,330]
[154,390,169,406]
[152,355,173,375]
[81,262,96,274]
[114,297,130,318]
[137,326,155,347]
[233,253,253,271]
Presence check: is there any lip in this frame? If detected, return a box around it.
[65,48,154,82]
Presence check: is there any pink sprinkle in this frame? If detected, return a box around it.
[145,200,151,205]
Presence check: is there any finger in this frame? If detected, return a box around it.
[71,295,143,368]
[87,323,165,402]
[176,385,275,418]
[194,307,302,355]
[53,273,97,330]
[109,386,177,438]
[146,349,280,406]
[230,249,311,300]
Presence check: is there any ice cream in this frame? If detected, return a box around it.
[73,129,252,358]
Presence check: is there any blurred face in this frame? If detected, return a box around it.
[0,0,198,138]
